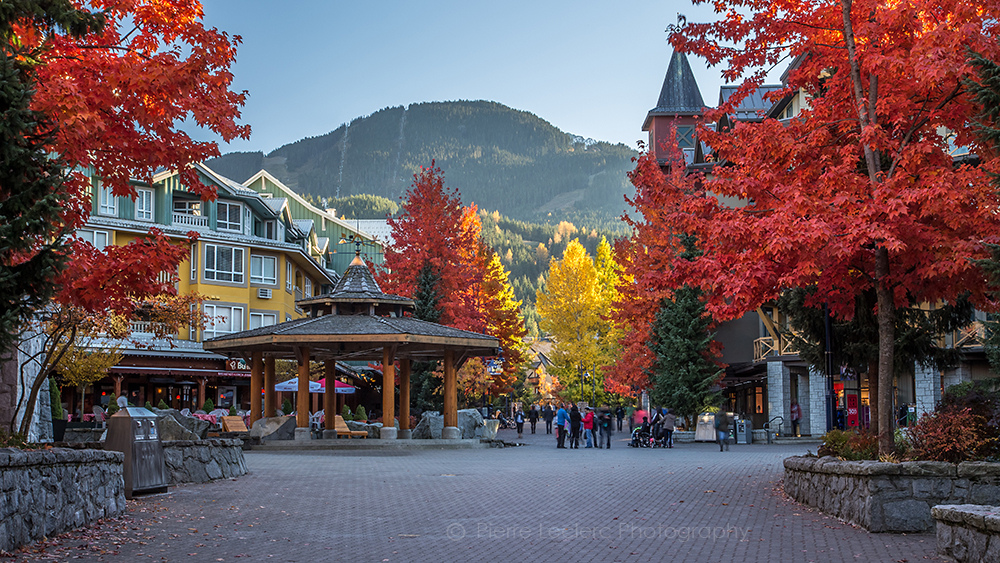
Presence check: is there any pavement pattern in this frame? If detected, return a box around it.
[5,428,945,562]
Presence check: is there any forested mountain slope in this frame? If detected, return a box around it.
[207,101,637,223]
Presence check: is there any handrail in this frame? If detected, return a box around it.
[764,415,784,428]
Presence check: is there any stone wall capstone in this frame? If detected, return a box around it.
[933,504,1000,562]
[0,447,125,553]
[784,456,1000,532]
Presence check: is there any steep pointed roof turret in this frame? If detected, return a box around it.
[643,50,705,130]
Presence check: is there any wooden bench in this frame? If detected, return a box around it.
[335,415,368,438]
[221,416,249,433]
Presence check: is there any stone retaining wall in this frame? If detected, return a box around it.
[162,439,247,484]
[784,456,1000,532]
[933,504,1000,561]
[0,447,125,553]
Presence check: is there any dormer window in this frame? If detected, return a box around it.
[217,201,242,232]
[98,185,117,216]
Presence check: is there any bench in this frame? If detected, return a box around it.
[335,415,368,438]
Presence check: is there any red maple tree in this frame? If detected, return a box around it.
[653,0,1000,452]
[6,0,248,433]
[379,164,527,390]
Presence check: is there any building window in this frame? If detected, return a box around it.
[286,262,293,292]
[676,126,696,149]
[190,244,197,281]
[174,199,201,215]
[203,304,244,338]
[98,185,117,216]
[250,312,277,330]
[250,255,277,285]
[77,229,109,250]
[204,244,244,283]
[135,188,153,221]
[265,220,276,240]
[217,201,242,232]
[304,277,312,297]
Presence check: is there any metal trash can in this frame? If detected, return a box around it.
[735,418,753,444]
[105,406,168,499]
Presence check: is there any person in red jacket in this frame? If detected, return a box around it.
[582,407,595,448]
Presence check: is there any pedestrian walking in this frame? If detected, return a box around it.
[543,404,554,434]
[555,403,568,448]
[528,405,539,434]
[626,405,636,432]
[597,404,613,448]
[569,405,582,449]
[662,408,676,448]
[583,407,595,448]
[615,405,625,432]
[790,400,802,437]
[514,408,525,439]
[715,410,731,452]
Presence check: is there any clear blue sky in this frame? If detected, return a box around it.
[197,0,728,154]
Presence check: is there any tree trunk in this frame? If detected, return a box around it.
[875,247,895,455]
[867,360,878,436]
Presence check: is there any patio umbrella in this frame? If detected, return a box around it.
[317,378,356,394]
[275,378,322,393]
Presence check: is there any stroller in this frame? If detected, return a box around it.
[628,426,653,447]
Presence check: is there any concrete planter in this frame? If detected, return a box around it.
[784,456,1000,532]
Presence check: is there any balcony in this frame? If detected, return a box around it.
[172,212,208,228]
[754,337,800,362]
[955,321,987,348]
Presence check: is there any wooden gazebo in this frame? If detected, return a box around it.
[203,254,499,439]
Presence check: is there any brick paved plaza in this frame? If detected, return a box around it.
[9,430,944,562]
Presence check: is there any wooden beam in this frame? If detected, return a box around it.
[250,351,263,426]
[382,346,396,430]
[399,359,411,431]
[263,355,276,417]
[443,349,457,428]
[296,346,310,428]
[324,361,336,432]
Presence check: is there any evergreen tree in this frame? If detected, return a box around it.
[647,289,722,425]
[0,1,102,353]
[968,50,1000,373]
[411,262,444,411]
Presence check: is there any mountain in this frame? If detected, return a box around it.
[207,101,637,224]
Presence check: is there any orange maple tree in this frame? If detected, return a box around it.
[648,0,1000,452]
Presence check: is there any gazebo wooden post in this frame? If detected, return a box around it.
[380,348,397,439]
[263,356,276,417]
[443,349,459,439]
[295,347,311,439]
[398,359,411,439]
[250,351,263,426]
[324,361,336,438]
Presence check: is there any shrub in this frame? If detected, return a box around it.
[818,428,879,460]
[229,405,237,416]
[281,398,293,416]
[354,406,368,422]
[341,405,353,421]
[106,394,120,415]
[157,399,169,410]
[145,401,154,410]
[908,406,999,462]
[202,398,215,412]
[49,379,64,420]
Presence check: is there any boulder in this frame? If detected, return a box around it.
[154,408,210,439]
[457,409,484,439]
[413,411,444,439]
[346,420,383,438]
[249,416,296,441]
[155,415,199,441]
[412,409,483,439]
